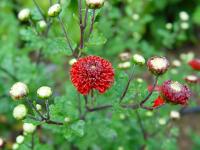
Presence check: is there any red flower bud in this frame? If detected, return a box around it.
[160,80,191,105]
[147,56,169,76]
[153,96,165,108]
[188,59,200,71]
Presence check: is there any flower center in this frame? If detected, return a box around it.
[170,82,182,92]
[91,65,96,69]
[151,58,167,70]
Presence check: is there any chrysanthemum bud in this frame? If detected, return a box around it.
[36,104,42,111]
[16,135,24,144]
[147,56,169,76]
[158,118,166,125]
[172,60,181,67]
[12,143,19,150]
[119,52,131,61]
[170,111,180,120]
[118,62,131,69]
[13,104,27,120]
[86,0,104,9]
[136,78,144,83]
[10,82,29,100]
[64,117,71,123]
[185,75,199,84]
[23,123,36,134]
[132,13,140,21]
[179,11,189,21]
[37,86,52,99]
[180,22,189,30]
[18,8,30,21]
[132,54,145,65]
[48,3,61,17]
[165,23,173,30]
[69,58,77,66]
[0,138,4,148]
[38,20,47,30]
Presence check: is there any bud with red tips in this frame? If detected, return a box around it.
[185,75,199,84]
[160,80,191,105]
[86,0,105,9]
[147,56,169,76]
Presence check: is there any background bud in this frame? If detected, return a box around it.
[69,58,77,65]
[48,4,61,17]
[10,82,29,100]
[119,52,131,61]
[38,20,47,30]
[23,123,36,134]
[86,0,104,9]
[170,111,180,120]
[16,135,24,144]
[12,143,19,150]
[37,86,52,99]
[64,117,71,123]
[36,104,42,111]
[13,104,27,120]
[0,138,4,148]
[132,54,145,65]
[185,75,198,84]
[147,56,169,76]
[18,8,30,21]
[118,62,131,69]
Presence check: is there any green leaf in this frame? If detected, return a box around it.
[71,120,85,137]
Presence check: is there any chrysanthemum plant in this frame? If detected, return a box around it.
[9,0,194,149]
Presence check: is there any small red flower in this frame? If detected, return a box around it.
[153,96,165,108]
[70,56,114,95]
[188,59,200,71]
[160,80,191,105]
[148,85,161,92]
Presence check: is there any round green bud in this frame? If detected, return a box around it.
[23,123,36,134]
[13,104,27,120]
[48,3,61,17]
[16,135,24,144]
[132,54,145,65]
[37,86,52,99]
[18,8,30,21]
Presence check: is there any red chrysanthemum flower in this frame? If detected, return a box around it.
[188,59,200,71]
[70,56,114,95]
[152,96,165,108]
[160,80,191,105]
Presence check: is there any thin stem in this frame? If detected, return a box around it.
[0,66,18,81]
[140,76,159,107]
[136,110,147,141]
[78,0,84,49]
[31,132,35,150]
[45,100,50,120]
[120,65,135,103]
[25,98,46,120]
[84,6,89,28]
[57,16,74,53]
[86,105,113,112]
[88,9,96,39]
[77,93,82,117]
[32,0,45,21]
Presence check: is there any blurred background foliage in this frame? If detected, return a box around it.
[0,0,200,150]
